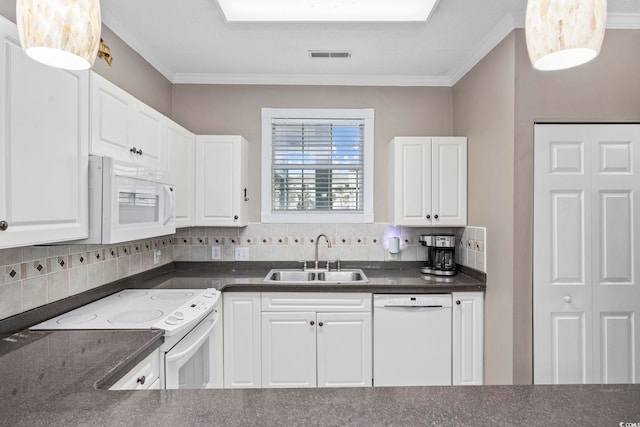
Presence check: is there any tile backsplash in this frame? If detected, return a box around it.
[0,237,174,320]
[174,223,487,274]
[0,223,487,321]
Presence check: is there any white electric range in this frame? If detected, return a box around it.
[31,288,222,389]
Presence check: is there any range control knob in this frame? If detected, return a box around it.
[174,311,185,320]
[165,316,179,325]
[203,290,218,298]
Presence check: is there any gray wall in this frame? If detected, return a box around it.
[453,34,516,385]
[512,28,640,383]
[172,85,453,222]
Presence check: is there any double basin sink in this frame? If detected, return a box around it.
[263,269,368,284]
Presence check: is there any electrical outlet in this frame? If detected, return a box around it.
[234,247,249,261]
[211,246,221,260]
[153,249,161,265]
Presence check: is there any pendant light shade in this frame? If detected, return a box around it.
[525,0,607,71]
[16,0,101,71]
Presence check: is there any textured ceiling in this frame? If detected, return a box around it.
[101,0,640,86]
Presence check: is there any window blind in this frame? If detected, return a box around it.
[271,118,365,213]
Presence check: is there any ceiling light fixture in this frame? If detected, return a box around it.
[16,0,102,71]
[525,0,607,71]
[216,0,439,22]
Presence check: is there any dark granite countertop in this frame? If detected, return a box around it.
[1,327,640,426]
[2,262,638,425]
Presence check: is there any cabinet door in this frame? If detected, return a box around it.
[0,20,88,248]
[431,137,467,226]
[317,312,372,387]
[133,102,165,169]
[166,120,195,227]
[223,292,261,388]
[452,292,483,385]
[261,312,317,388]
[195,135,248,227]
[90,72,165,168]
[388,137,431,226]
[90,72,135,159]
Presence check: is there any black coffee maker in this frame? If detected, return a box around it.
[419,235,457,276]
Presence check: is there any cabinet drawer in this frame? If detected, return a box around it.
[110,350,160,390]
[262,293,371,312]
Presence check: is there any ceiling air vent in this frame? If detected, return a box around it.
[309,50,351,59]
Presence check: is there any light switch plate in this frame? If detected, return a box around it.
[235,247,249,261]
[153,250,161,265]
[211,246,221,260]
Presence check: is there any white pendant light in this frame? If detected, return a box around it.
[525,0,607,71]
[16,0,102,71]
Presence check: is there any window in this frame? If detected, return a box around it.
[261,108,374,223]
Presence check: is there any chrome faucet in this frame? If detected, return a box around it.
[314,234,332,270]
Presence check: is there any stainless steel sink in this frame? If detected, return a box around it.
[316,271,366,282]
[263,269,368,284]
[266,270,316,282]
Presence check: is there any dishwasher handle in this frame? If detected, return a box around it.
[373,294,452,308]
[381,304,445,308]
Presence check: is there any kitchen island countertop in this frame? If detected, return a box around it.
[1,327,640,426]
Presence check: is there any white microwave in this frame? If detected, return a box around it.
[80,156,176,244]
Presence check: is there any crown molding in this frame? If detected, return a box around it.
[100,4,176,82]
[607,13,640,29]
[448,13,517,86]
[172,72,451,86]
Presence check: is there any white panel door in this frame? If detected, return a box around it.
[388,137,431,226]
[589,126,640,384]
[195,135,248,227]
[452,292,484,385]
[223,293,261,388]
[432,137,467,226]
[534,124,640,384]
[316,312,372,387]
[0,19,88,248]
[166,120,195,228]
[261,312,317,388]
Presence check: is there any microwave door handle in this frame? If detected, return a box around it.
[161,185,174,225]
[165,315,218,363]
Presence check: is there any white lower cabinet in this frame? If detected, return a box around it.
[261,293,372,388]
[452,292,484,385]
[110,350,160,390]
[261,312,317,388]
[223,292,262,388]
[316,312,372,387]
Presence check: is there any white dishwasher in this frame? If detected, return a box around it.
[373,294,452,386]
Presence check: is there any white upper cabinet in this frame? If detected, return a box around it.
[166,120,195,228]
[195,135,249,227]
[90,72,165,169]
[0,18,88,248]
[388,137,467,227]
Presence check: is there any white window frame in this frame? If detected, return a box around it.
[261,108,374,223]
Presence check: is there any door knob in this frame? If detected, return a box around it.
[136,376,146,385]
[564,295,572,303]
[426,215,431,219]
[318,322,324,327]
[310,320,315,326]
[434,214,439,219]
[0,221,7,231]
